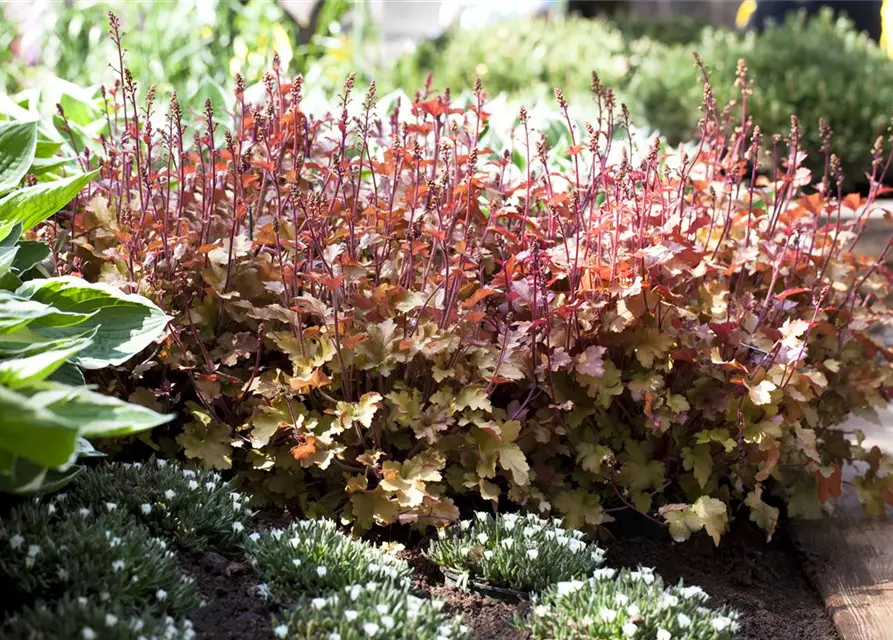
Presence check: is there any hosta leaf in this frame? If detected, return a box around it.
[0,290,94,334]
[0,384,79,467]
[0,169,98,232]
[10,240,50,275]
[0,120,39,195]
[0,334,92,388]
[16,276,172,368]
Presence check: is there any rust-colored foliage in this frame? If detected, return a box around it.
[64,19,893,538]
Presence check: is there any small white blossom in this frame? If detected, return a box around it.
[677,613,692,628]
[273,625,288,638]
[57,568,69,581]
[156,589,168,602]
[257,583,272,600]
[476,532,489,544]
[292,559,302,567]
[312,598,327,610]
[599,607,617,623]
[381,615,395,630]
[362,622,380,637]
[345,610,359,621]
[328,634,342,640]
[622,622,638,637]
[614,593,629,606]
[375,604,390,615]
[526,549,539,560]
[555,580,585,596]
[183,469,196,478]
[316,566,328,577]
[475,511,489,521]
[627,604,641,618]
[47,504,57,515]
[140,504,152,515]
[105,502,118,512]
[156,459,168,467]
[232,522,245,533]
[249,532,261,542]
[711,616,733,631]
[657,629,672,640]
[9,534,24,550]
[679,585,707,601]
[500,539,514,549]
[78,508,91,517]
[205,481,216,490]
[593,568,616,580]
[81,628,97,640]
[105,614,118,627]
[459,520,471,531]
[112,560,125,572]
[658,593,679,610]
[289,535,301,548]
[533,605,549,616]
[164,489,176,500]
[188,480,199,490]
[483,550,494,560]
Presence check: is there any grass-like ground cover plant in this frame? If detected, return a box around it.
[522,567,739,639]
[46,13,893,545]
[245,518,412,600]
[426,512,605,592]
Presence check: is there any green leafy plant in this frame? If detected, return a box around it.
[274,583,469,640]
[0,101,174,494]
[245,519,412,600]
[627,9,893,186]
[61,14,893,543]
[0,498,199,615]
[4,597,197,640]
[65,458,252,552]
[426,512,605,592]
[522,567,739,639]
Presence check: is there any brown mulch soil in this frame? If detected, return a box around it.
[173,513,834,640]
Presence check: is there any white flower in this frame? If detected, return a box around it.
[677,613,692,628]
[273,624,288,638]
[183,469,196,478]
[630,568,656,585]
[157,589,168,601]
[483,550,494,560]
[459,520,471,531]
[679,585,707,601]
[112,560,125,572]
[658,593,679,610]
[248,532,261,542]
[500,539,514,549]
[591,548,606,563]
[105,614,118,627]
[205,481,216,490]
[156,459,168,467]
[657,629,672,640]
[476,532,489,544]
[344,609,359,621]
[593,568,616,580]
[164,489,176,500]
[349,586,362,601]
[289,535,301,548]
[555,580,585,596]
[140,504,152,515]
[27,544,40,558]
[526,549,539,559]
[711,616,733,631]
[82,628,97,640]
[381,615,395,630]
[292,559,302,567]
[257,583,272,600]
[599,607,617,623]
[567,538,586,553]
[188,480,199,490]
[312,598,327,610]
[375,604,390,615]
[9,534,24,550]
[78,508,91,517]
[533,605,549,616]
[627,604,641,618]
[232,522,245,533]
[105,502,118,512]
[622,622,638,637]
[57,568,69,581]
[316,566,328,577]
[328,634,342,640]
[362,622,380,636]
[47,504,57,515]
[475,511,489,521]
[614,592,629,606]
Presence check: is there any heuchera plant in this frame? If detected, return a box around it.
[63,14,893,539]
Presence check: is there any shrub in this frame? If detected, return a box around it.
[62,15,893,542]
[274,583,469,640]
[245,519,412,600]
[628,10,893,186]
[387,16,630,99]
[426,512,604,592]
[522,567,739,639]
[5,597,197,640]
[0,498,199,615]
[66,459,251,551]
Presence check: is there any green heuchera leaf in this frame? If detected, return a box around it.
[0,169,98,238]
[0,120,39,195]
[15,277,172,368]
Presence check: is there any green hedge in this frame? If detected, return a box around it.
[627,10,893,184]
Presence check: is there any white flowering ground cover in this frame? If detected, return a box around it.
[0,459,739,639]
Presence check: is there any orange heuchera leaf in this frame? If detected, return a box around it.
[461,287,498,309]
[317,275,344,291]
[815,464,842,503]
[291,435,317,461]
[775,287,811,300]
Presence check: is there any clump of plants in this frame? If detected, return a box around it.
[274,583,469,640]
[66,458,252,551]
[522,567,739,639]
[0,498,199,626]
[426,512,605,592]
[5,597,198,640]
[245,519,412,600]
[58,13,893,542]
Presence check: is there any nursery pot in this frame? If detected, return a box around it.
[440,567,529,604]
